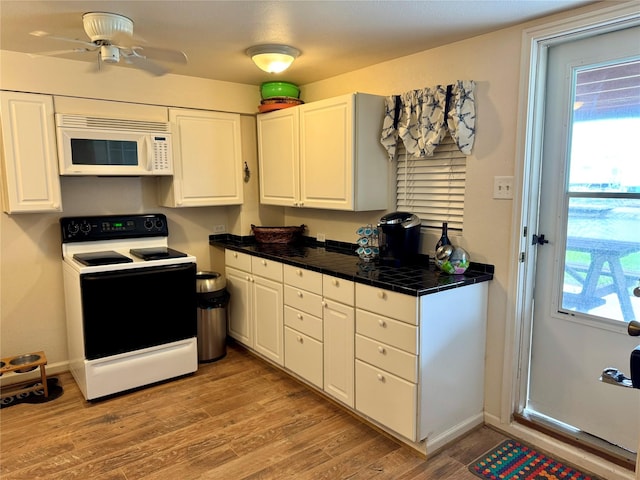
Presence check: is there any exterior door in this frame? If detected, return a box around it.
[527,26,640,452]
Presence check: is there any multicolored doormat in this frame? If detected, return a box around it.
[469,439,602,480]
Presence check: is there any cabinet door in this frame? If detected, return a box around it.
[253,275,284,365]
[355,359,417,441]
[257,108,299,206]
[323,299,355,407]
[299,94,354,210]
[160,109,243,207]
[284,326,323,388]
[225,267,252,347]
[0,92,62,213]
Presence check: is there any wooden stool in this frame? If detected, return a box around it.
[0,351,49,398]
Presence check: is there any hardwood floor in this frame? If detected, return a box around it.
[0,343,508,479]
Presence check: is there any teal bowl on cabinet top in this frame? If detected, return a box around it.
[261,81,300,99]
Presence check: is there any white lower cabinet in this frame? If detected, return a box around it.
[355,359,417,440]
[323,295,355,407]
[252,274,284,365]
[284,326,323,388]
[283,265,324,386]
[225,249,488,451]
[225,250,284,365]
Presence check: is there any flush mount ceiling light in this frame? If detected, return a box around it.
[246,44,300,74]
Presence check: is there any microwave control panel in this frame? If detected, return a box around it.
[151,135,172,173]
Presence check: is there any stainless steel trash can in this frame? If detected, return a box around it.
[196,271,229,362]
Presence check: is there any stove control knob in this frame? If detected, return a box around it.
[144,219,154,230]
[154,218,164,230]
[67,223,79,236]
[80,222,91,234]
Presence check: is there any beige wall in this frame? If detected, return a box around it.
[0,1,610,418]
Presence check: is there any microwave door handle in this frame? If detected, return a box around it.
[143,136,153,172]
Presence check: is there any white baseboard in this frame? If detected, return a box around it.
[426,413,485,455]
[484,412,636,480]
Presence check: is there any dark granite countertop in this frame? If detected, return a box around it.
[210,235,493,297]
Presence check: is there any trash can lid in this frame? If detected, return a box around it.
[196,271,226,292]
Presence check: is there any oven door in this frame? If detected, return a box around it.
[80,263,196,360]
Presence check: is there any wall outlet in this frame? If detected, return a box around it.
[317,233,326,242]
[493,176,514,199]
[213,224,226,233]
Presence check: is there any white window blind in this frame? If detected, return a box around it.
[396,134,466,231]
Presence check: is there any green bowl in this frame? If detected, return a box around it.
[261,81,300,99]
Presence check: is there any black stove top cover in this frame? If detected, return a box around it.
[73,251,133,266]
[129,247,188,261]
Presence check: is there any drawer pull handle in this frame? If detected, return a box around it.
[262,259,267,266]
[297,313,303,320]
[377,374,385,382]
[378,319,386,327]
[297,336,303,343]
[297,291,303,298]
[296,269,302,276]
[245,275,250,281]
[378,346,386,354]
[332,279,338,286]
[322,301,327,308]
[377,291,386,299]
[233,252,238,258]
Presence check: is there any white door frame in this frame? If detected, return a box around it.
[495,3,640,480]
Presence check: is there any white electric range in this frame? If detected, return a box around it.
[60,213,198,400]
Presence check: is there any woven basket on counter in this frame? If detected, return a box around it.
[251,224,306,244]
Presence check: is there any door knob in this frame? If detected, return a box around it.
[628,320,640,337]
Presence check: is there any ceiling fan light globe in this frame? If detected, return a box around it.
[83,12,133,42]
[246,44,299,74]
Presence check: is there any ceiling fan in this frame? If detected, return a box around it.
[29,12,188,76]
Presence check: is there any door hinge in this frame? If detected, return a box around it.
[519,252,525,262]
[523,226,528,237]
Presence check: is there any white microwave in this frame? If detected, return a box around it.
[56,114,173,176]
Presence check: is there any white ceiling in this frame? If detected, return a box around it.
[0,0,596,86]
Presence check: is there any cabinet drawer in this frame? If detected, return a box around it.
[284,326,323,388]
[225,249,252,271]
[355,360,417,440]
[355,284,417,325]
[284,285,322,317]
[356,310,418,354]
[355,334,417,383]
[284,265,322,293]
[322,275,354,305]
[284,306,323,341]
[251,256,283,282]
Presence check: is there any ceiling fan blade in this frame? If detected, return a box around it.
[29,30,94,48]
[126,55,169,76]
[28,47,93,58]
[132,46,187,64]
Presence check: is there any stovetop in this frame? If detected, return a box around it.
[61,214,195,272]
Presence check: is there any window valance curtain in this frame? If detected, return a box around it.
[380,80,476,160]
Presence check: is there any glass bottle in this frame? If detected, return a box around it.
[435,222,452,251]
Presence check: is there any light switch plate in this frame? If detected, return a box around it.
[493,176,514,199]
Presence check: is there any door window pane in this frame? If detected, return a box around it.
[561,60,640,322]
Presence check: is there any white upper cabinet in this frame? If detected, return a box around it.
[0,91,62,213]
[257,107,299,206]
[257,93,388,211]
[159,108,243,207]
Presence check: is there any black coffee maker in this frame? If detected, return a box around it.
[378,212,421,266]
